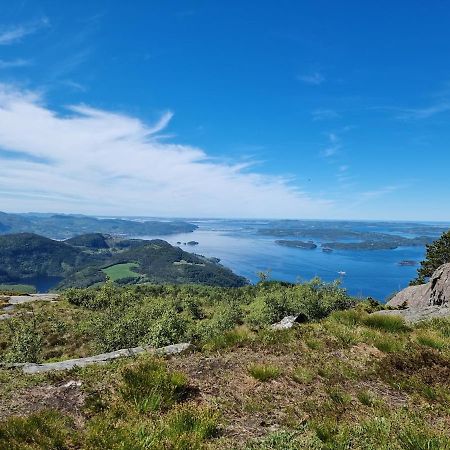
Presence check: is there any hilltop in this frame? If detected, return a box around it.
[0,281,449,448]
[0,233,247,290]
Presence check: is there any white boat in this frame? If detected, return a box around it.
[337,271,346,276]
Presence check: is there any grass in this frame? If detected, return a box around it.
[1,284,450,448]
[0,410,75,449]
[416,331,446,350]
[119,358,189,413]
[292,366,315,384]
[363,313,409,332]
[248,364,281,382]
[357,390,377,407]
[327,386,352,405]
[102,263,141,282]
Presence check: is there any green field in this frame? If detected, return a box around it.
[0,284,36,294]
[102,263,141,281]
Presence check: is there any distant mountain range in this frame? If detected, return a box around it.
[0,211,197,239]
[0,233,247,290]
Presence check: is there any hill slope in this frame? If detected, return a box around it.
[0,283,449,448]
[0,233,247,289]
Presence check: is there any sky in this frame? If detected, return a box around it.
[0,1,449,221]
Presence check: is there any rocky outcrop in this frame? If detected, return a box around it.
[15,342,192,374]
[388,263,450,309]
[380,263,450,322]
[0,293,59,320]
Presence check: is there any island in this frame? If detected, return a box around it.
[275,240,317,250]
[0,211,197,239]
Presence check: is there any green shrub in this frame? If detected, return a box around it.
[196,302,242,342]
[119,358,189,413]
[145,310,188,348]
[245,278,356,328]
[3,314,43,363]
[248,364,281,382]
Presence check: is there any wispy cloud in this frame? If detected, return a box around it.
[0,17,49,45]
[335,164,357,188]
[395,102,450,120]
[357,185,402,202]
[312,108,339,121]
[60,80,87,92]
[297,72,325,86]
[320,133,341,158]
[0,58,31,69]
[0,84,333,218]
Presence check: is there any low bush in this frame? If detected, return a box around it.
[3,314,43,363]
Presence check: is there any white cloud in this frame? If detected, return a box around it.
[297,72,325,85]
[0,18,49,45]
[0,59,31,69]
[0,84,333,218]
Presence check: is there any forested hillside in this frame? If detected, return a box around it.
[0,233,247,289]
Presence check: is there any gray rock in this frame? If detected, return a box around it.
[388,263,450,309]
[381,263,450,323]
[372,306,450,323]
[271,313,308,330]
[21,342,192,374]
[8,294,59,306]
[1,293,60,317]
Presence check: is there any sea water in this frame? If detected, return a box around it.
[137,219,446,302]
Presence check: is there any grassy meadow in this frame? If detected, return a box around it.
[0,280,449,448]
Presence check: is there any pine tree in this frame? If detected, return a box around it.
[411,230,450,285]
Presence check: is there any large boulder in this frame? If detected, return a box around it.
[388,263,450,309]
[378,263,450,322]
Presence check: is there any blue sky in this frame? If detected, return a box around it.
[0,1,449,220]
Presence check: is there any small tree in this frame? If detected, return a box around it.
[411,230,450,285]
